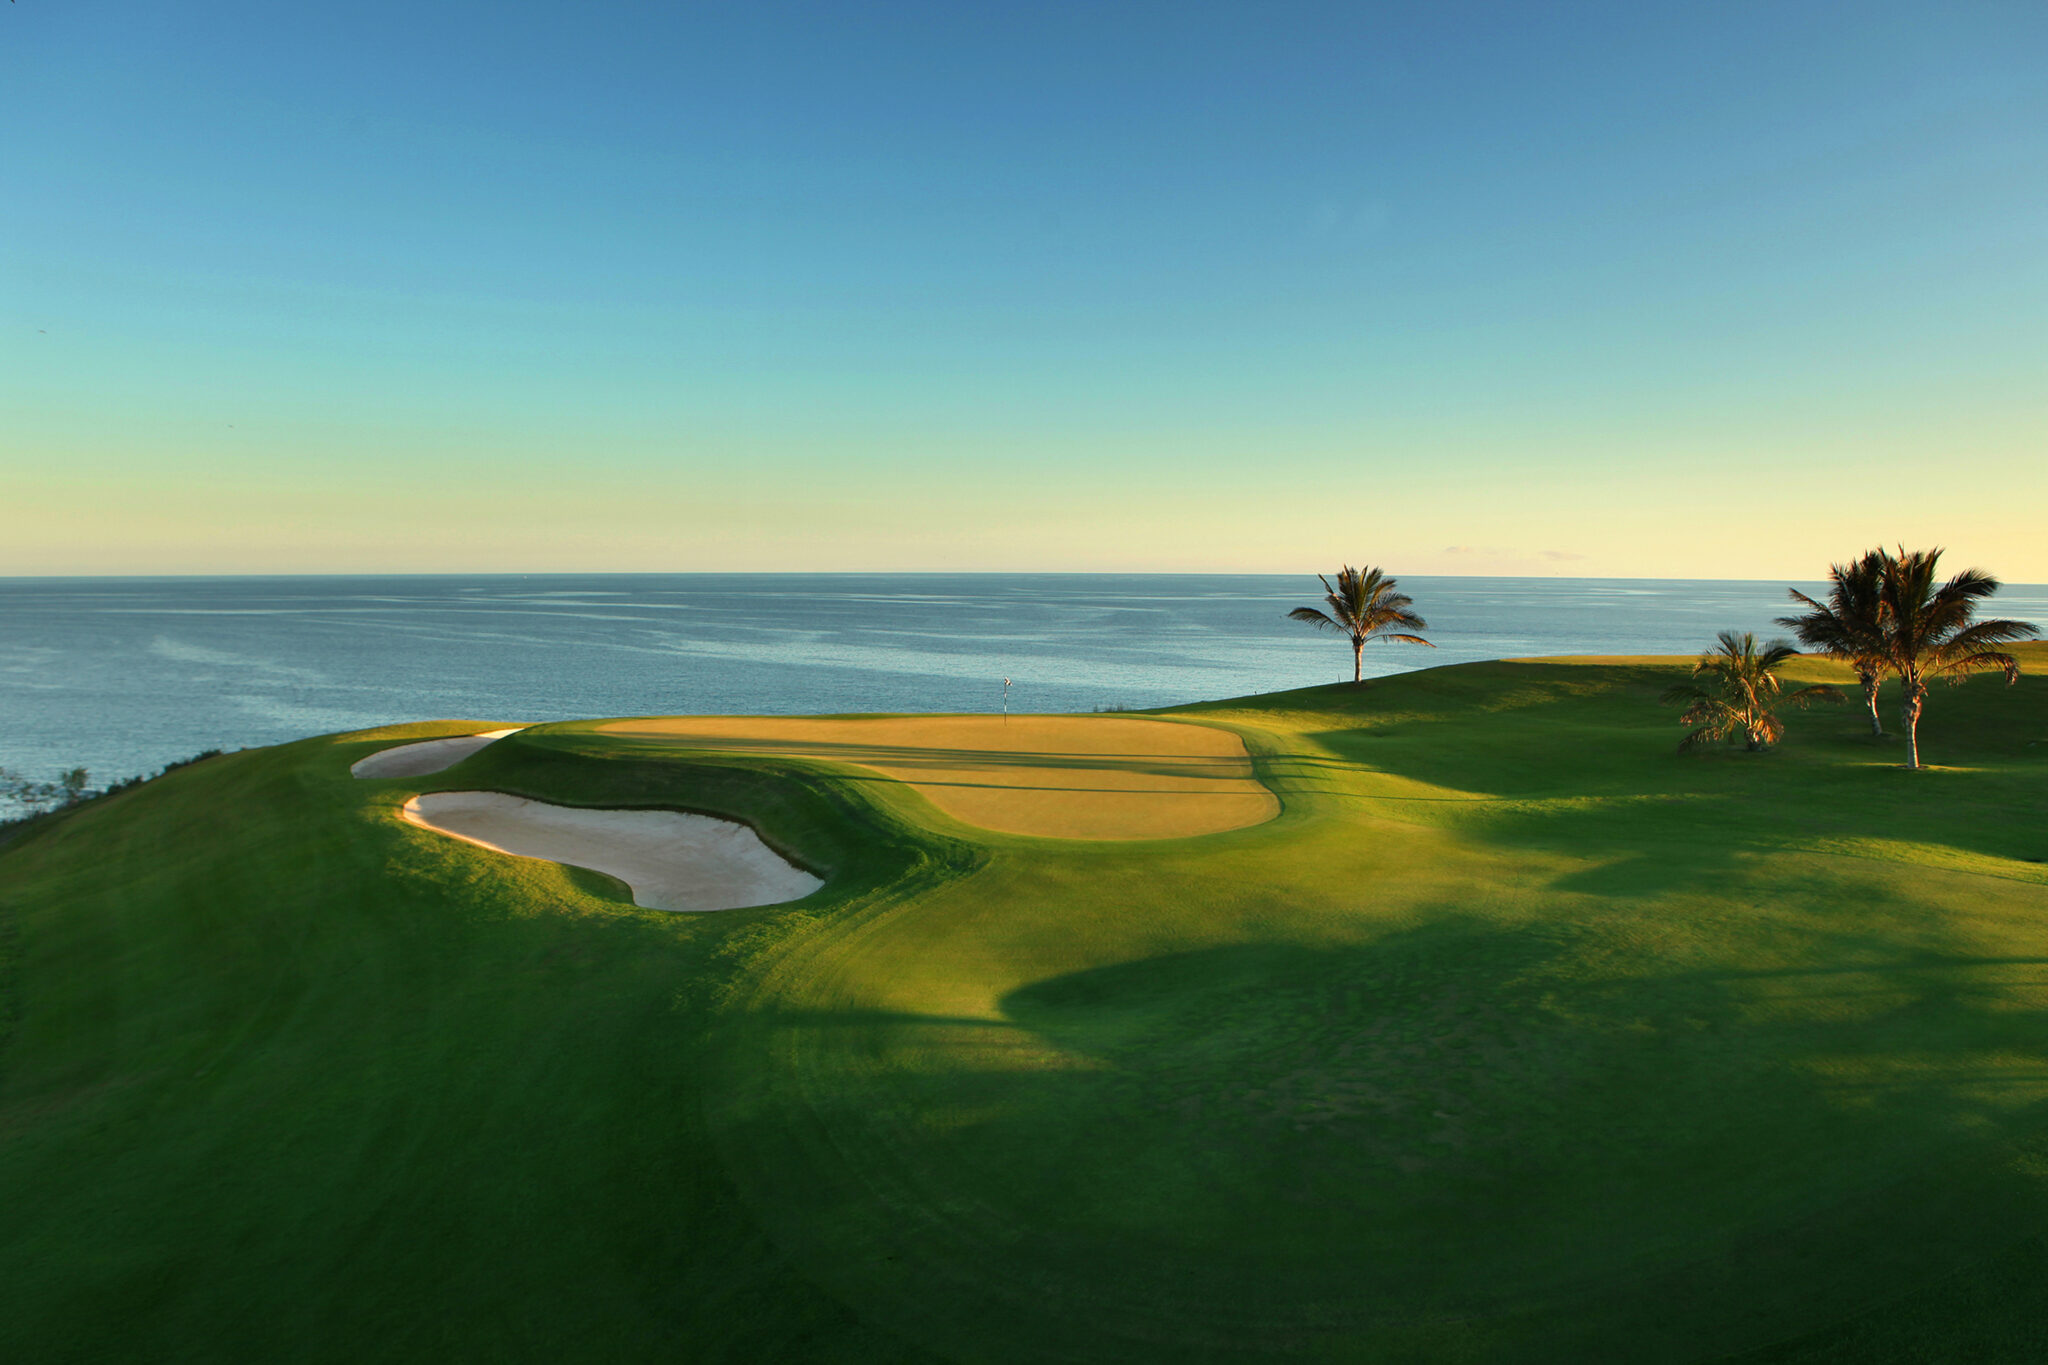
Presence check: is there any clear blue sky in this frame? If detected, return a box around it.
[4,1,2044,577]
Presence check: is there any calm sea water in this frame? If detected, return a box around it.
[4,574,2043,796]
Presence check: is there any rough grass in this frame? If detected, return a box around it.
[1,647,2045,1362]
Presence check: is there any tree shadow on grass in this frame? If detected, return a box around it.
[715,916,2048,1363]
[1292,665,2048,879]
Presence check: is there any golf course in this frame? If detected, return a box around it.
[3,645,2046,1362]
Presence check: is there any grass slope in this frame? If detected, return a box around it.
[2,648,2045,1362]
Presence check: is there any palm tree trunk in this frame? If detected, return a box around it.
[1352,639,1363,684]
[1902,684,1925,769]
[1859,667,1884,736]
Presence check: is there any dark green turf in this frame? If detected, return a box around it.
[2,647,2044,1362]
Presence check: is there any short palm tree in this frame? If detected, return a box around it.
[1872,547,2039,769]
[1776,550,1890,736]
[1288,566,1433,683]
[1662,631,1842,752]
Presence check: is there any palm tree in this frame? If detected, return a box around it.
[1776,550,1890,736]
[1662,631,1842,752]
[1872,547,2039,770]
[1287,566,1433,683]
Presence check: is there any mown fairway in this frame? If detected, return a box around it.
[2,648,2045,1362]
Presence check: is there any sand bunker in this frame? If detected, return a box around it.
[352,728,525,779]
[401,792,821,912]
[593,714,1278,840]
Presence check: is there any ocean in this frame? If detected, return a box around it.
[4,573,2043,797]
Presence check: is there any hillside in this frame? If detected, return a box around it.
[2,647,2045,1362]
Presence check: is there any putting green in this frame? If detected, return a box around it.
[591,713,1279,840]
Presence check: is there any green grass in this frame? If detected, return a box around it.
[2,647,2046,1362]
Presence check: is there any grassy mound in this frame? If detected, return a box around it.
[2,648,2045,1362]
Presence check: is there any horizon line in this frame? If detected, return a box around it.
[0,568,1867,585]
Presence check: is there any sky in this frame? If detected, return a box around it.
[3,1,2045,579]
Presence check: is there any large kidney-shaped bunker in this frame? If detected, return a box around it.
[402,792,821,912]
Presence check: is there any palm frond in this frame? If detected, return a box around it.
[1935,616,2040,655]
[1755,640,1802,671]
[1778,551,1890,668]
[1288,606,1340,631]
[1677,720,1736,751]
[1676,699,1726,728]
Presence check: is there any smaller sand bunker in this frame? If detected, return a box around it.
[594,715,1278,840]
[352,728,525,779]
[401,791,822,912]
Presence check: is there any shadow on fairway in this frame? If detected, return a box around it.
[1285,664,2048,874]
[719,916,2048,1363]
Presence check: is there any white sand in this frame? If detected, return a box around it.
[351,728,526,779]
[400,791,823,913]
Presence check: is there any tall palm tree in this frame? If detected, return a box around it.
[1662,631,1842,752]
[1872,547,2039,770]
[1288,566,1433,683]
[1776,550,1890,736]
